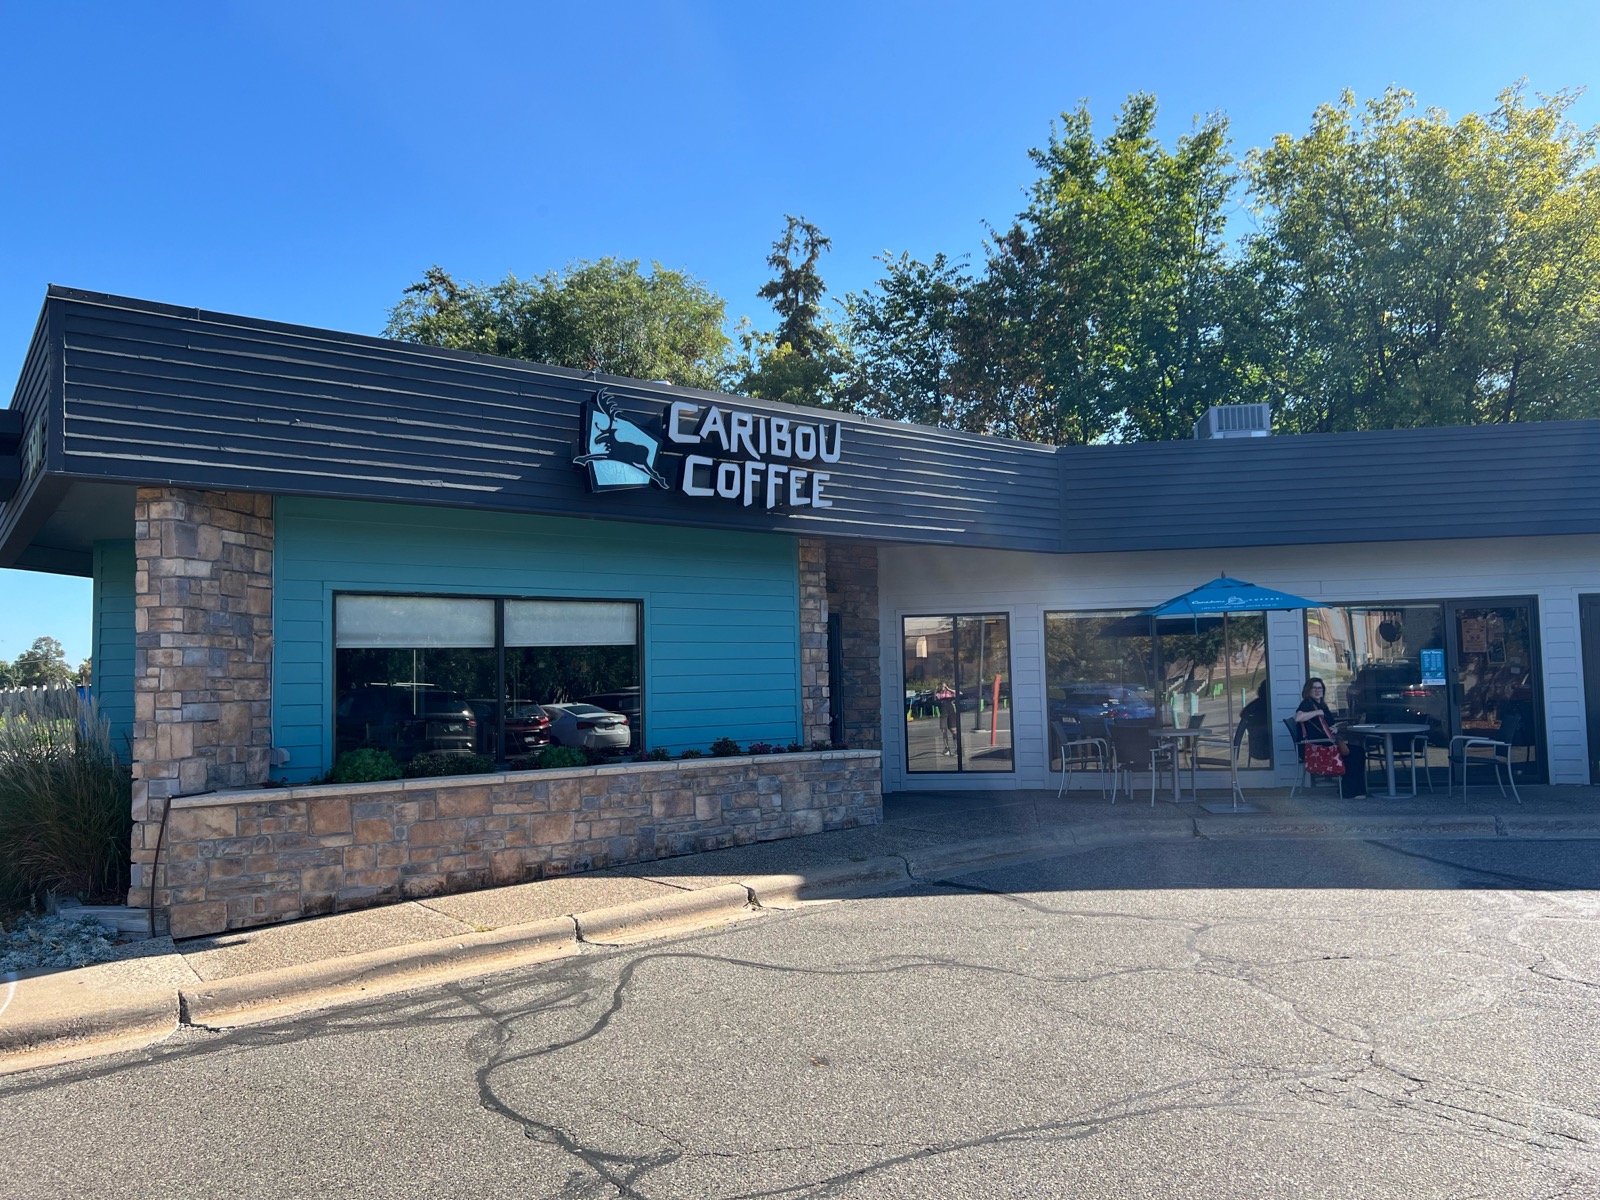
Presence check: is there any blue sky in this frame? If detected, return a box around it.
[2,0,1596,668]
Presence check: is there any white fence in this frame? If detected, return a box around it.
[0,683,88,715]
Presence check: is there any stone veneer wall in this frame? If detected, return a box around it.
[798,537,832,747]
[129,488,275,913]
[159,751,882,938]
[825,542,881,751]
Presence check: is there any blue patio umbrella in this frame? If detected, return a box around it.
[1136,575,1318,812]
[1143,576,1318,618]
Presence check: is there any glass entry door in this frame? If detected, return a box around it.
[902,614,1013,774]
[1445,600,1543,783]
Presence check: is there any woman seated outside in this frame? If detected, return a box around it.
[1294,677,1368,798]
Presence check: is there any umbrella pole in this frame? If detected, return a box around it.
[1151,613,1163,728]
[1225,612,1243,809]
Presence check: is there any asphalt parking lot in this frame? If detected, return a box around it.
[2,835,1597,1199]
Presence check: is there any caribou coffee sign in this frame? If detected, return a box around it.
[575,391,840,510]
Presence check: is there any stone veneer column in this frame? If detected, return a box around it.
[798,537,832,748]
[825,542,881,751]
[127,488,274,913]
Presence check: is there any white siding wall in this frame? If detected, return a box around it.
[877,534,1600,792]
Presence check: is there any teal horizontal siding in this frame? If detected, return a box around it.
[272,497,800,781]
[91,540,135,757]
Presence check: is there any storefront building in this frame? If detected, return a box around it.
[4,288,1599,932]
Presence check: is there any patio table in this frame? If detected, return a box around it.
[1155,728,1210,802]
[1344,722,1431,799]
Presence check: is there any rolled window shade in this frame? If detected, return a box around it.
[336,595,495,648]
[506,600,637,647]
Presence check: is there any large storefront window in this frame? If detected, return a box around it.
[1307,601,1543,781]
[1044,610,1271,769]
[335,594,641,763]
[902,614,1013,773]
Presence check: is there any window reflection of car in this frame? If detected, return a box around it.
[582,689,641,722]
[467,699,552,755]
[1049,686,1156,724]
[541,703,632,751]
[335,685,477,760]
[955,681,1011,712]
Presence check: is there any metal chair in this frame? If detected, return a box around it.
[1391,732,1436,795]
[1108,720,1174,807]
[1284,715,1338,799]
[1448,714,1521,802]
[1051,719,1109,799]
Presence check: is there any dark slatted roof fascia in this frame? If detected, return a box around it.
[1057,423,1600,550]
[49,288,1063,552]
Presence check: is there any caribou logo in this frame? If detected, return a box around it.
[574,391,669,492]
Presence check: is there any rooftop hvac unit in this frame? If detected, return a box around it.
[1193,403,1271,440]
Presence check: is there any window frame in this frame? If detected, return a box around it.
[899,610,1016,777]
[331,590,645,764]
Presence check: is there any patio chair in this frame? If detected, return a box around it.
[1052,719,1110,799]
[1284,716,1338,799]
[1108,720,1174,807]
[1448,714,1522,803]
[1391,732,1436,795]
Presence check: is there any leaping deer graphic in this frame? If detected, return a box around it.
[574,392,669,488]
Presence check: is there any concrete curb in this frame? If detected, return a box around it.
[1498,817,1600,838]
[741,858,912,906]
[181,915,578,1029]
[0,983,178,1071]
[1194,814,1501,839]
[574,883,753,944]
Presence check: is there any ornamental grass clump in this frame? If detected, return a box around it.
[0,689,132,904]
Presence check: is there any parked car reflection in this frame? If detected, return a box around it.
[335,684,477,760]
[1049,685,1156,725]
[541,703,632,751]
[467,699,552,755]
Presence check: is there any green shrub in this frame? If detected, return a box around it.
[709,736,742,758]
[536,745,588,770]
[645,747,671,762]
[0,689,132,904]
[747,741,775,755]
[329,749,402,784]
[402,752,494,779]
[785,743,805,754]
[678,748,705,760]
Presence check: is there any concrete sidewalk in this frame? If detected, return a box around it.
[5,782,1598,1073]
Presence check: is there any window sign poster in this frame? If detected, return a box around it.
[1462,617,1489,654]
[1420,648,1446,687]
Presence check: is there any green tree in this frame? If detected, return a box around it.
[12,637,72,687]
[844,252,973,427]
[758,215,834,358]
[386,259,733,390]
[1245,84,1600,432]
[741,215,852,410]
[843,95,1243,443]
[0,658,13,688]
[978,94,1241,443]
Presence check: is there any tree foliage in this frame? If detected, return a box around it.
[10,637,71,688]
[844,252,971,427]
[740,216,853,410]
[843,84,1600,442]
[1245,84,1600,432]
[385,259,733,390]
